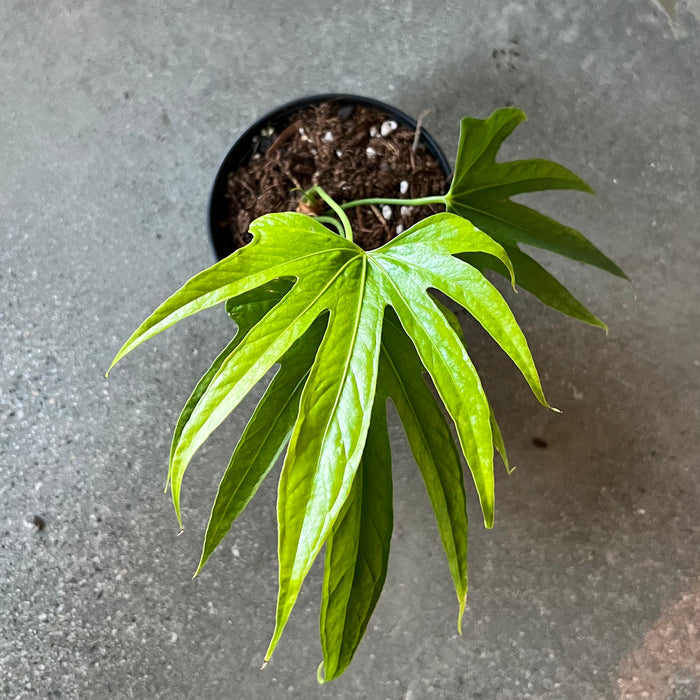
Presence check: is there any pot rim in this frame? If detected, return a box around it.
[208,93,452,261]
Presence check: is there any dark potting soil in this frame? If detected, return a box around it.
[221,102,449,252]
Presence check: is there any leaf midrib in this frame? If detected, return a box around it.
[448,199,549,245]
[450,171,580,198]
[290,254,368,577]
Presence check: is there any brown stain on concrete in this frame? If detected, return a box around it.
[616,579,700,699]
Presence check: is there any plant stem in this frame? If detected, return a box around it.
[314,216,344,237]
[340,195,446,211]
[310,187,354,242]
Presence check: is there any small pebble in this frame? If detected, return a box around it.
[381,205,392,220]
[399,180,409,194]
[366,147,377,157]
[400,205,412,217]
[380,120,398,137]
[335,150,343,158]
[322,131,333,142]
[25,515,45,531]
[395,224,404,235]
[369,125,379,137]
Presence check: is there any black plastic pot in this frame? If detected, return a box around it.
[208,93,452,262]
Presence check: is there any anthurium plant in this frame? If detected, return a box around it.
[108,108,623,681]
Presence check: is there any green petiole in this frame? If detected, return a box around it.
[309,186,354,242]
[314,216,345,237]
[340,195,446,211]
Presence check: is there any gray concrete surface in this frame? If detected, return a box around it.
[2,1,699,698]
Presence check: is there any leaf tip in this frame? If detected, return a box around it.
[173,489,184,530]
[263,637,278,668]
[505,463,517,475]
[316,662,327,685]
[171,482,184,529]
[498,448,510,473]
[194,546,211,578]
[457,595,467,636]
[105,357,119,378]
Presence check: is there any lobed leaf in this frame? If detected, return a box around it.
[111,208,547,666]
[109,108,621,681]
[442,108,624,325]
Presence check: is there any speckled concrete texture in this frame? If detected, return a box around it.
[2,1,699,698]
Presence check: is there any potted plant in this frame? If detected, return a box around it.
[108,96,624,682]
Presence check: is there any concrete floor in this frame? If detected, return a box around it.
[2,1,699,698]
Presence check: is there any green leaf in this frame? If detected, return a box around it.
[370,213,548,528]
[107,214,345,375]
[489,403,511,474]
[319,386,393,683]
[169,282,293,492]
[110,210,544,663]
[225,278,295,328]
[380,309,469,631]
[443,108,624,323]
[195,316,326,576]
[168,335,240,493]
[432,299,511,472]
[265,261,384,662]
[459,247,607,330]
[174,237,370,529]
[433,300,511,474]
